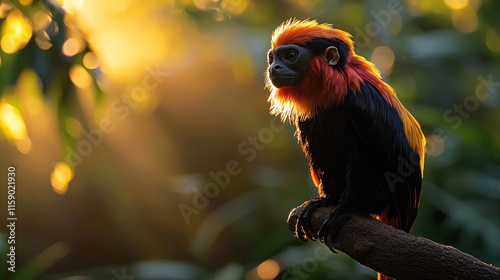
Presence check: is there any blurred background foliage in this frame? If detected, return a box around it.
[0,0,499,279]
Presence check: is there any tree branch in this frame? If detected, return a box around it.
[287,206,500,280]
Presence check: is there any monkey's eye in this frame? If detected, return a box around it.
[285,50,298,62]
[268,52,274,64]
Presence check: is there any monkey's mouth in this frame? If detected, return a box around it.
[271,76,298,88]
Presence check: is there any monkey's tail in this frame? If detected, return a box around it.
[378,273,394,280]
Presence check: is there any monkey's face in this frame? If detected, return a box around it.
[267,44,312,88]
[267,44,340,89]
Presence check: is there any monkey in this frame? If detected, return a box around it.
[265,19,426,280]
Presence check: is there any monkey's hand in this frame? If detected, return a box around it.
[287,197,330,242]
[317,204,358,253]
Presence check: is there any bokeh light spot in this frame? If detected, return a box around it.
[1,34,18,53]
[426,134,446,157]
[19,0,33,6]
[32,11,52,31]
[486,29,500,53]
[35,31,53,50]
[388,14,403,35]
[15,136,32,154]
[83,52,99,69]
[371,46,395,77]
[451,7,478,33]
[62,37,83,56]
[0,101,27,141]
[63,13,77,29]
[69,65,92,88]
[50,162,74,195]
[256,259,280,280]
[443,0,468,10]
[1,9,32,53]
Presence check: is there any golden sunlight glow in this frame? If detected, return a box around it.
[451,7,478,33]
[129,90,152,106]
[0,101,28,141]
[486,29,500,53]
[57,0,85,14]
[91,24,169,80]
[0,9,32,54]
[114,0,132,13]
[256,259,280,280]
[50,162,74,195]
[56,0,188,81]
[83,52,99,69]
[19,0,33,6]
[443,0,468,10]
[62,37,83,56]
[69,65,92,88]
[371,46,395,77]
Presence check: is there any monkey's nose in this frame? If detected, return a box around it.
[271,61,285,70]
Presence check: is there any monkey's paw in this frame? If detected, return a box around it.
[317,206,354,252]
[287,197,329,242]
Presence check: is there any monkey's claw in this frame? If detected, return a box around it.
[317,208,353,252]
[291,197,329,241]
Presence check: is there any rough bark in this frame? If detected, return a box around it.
[287,206,500,280]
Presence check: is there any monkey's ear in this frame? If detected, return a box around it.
[323,46,340,66]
